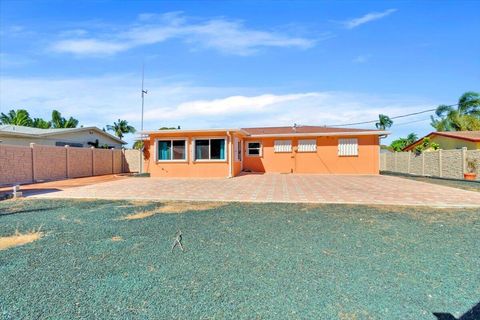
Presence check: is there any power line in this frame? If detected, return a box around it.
[393,118,431,126]
[328,103,458,127]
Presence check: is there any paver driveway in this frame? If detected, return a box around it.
[31,174,480,207]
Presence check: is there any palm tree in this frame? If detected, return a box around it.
[32,118,52,129]
[375,114,393,130]
[106,119,136,139]
[51,110,79,128]
[0,109,33,126]
[431,91,480,131]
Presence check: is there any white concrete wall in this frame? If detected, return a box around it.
[380,148,477,180]
[0,130,123,148]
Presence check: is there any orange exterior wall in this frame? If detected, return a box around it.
[243,135,379,174]
[145,132,380,177]
[145,131,242,178]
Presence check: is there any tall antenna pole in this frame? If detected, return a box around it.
[140,62,147,174]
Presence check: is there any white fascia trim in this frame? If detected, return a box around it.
[248,131,390,138]
[140,128,249,135]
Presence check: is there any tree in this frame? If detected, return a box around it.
[414,137,439,154]
[431,91,480,131]
[132,140,144,150]
[32,118,52,129]
[389,133,418,151]
[51,110,79,128]
[106,119,136,139]
[0,109,32,126]
[375,114,393,130]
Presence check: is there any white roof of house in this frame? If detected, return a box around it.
[0,125,126,144]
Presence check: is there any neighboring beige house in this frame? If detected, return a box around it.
[404,131,480,151]
[0,125,126,148]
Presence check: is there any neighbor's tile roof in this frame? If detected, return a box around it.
[403,130,480,151]
[434,131,480,142]
[241,126,377,135]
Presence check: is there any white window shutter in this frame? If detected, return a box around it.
[298,139,316,152]
[338,138,358,156]
[274,140,292,152]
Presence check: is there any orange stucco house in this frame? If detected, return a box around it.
[141,126,389,178]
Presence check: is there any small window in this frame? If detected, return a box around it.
[157,139,187,161]
[234,138,242,161]
[247,142,262,157]
[298,139,317,152]
[338,138,358,156]
[56,141,83,148]
[194,138,226,161]
[274,140,292,153]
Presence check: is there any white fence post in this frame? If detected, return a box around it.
[438,149,443,178]
[91,147,95,176]
[394,152,398,172]
[421,152,425,176]
[461,147,467,174]
[30,143,36,182]
[65,145,70,178]
[407,151,411,174]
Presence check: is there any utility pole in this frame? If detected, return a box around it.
[140,63,148,174]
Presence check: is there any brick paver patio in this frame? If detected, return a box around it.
[30,174,480,207]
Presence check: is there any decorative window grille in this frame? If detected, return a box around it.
[298,139,317,152]
[338,138,358,156]
[274,140,292,153]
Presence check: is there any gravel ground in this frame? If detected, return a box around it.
[381,172,480,193]
[0,199,479,319]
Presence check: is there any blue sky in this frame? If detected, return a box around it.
[1,1,479,146]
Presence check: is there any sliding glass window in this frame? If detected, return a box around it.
[157,140,187,161]
[194,138,226,161]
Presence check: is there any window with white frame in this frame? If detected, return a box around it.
[274,140,292,153]
[234,138,242,161]
[194,138,226,161]
[298,139,317,152]
[157,139,187,161]
[338,138,358,156]
[247,142,262,156]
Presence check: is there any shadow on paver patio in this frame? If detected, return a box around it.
[433,301,480,320]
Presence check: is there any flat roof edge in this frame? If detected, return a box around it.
[248,131,390,138]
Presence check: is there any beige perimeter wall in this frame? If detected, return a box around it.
[0,143,141,186]
[380,147,477,180]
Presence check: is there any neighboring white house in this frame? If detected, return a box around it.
[0,125,126,148]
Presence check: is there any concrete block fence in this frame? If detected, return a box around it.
[0,143,141,186]
[380,147,478,180]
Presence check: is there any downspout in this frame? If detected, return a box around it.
[227,131,233,178]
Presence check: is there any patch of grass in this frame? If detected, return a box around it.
[382,172,480,192]
[120,201,226,220]
[0,227,44,250]
[0,199,478,319]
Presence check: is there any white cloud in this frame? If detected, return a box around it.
[344,9,397,29]
[352,54,370,63]
[50,12,316,56]
[52,39,129,56]
[0,74,435,145]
